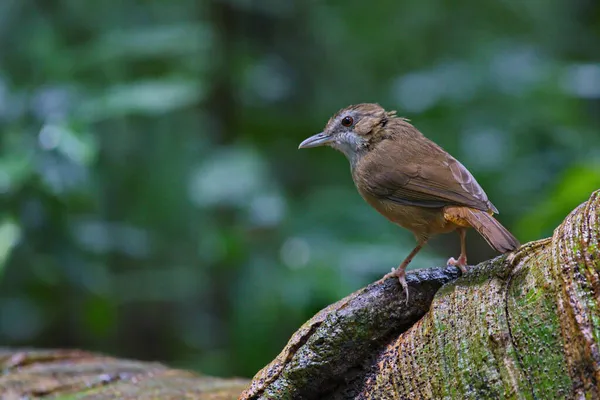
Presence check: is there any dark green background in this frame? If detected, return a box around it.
[1,0,599,378]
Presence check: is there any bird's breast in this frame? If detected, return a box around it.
[355,185,453,239]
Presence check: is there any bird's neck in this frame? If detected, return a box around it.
[331,132,369,168]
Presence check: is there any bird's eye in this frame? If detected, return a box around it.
[341,116,353,127]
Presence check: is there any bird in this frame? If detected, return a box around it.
[298,103,519,301]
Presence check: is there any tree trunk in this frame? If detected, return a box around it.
[1,190,598,399]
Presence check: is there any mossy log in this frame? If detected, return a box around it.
[241,189,600,399]
[1,190,598,399]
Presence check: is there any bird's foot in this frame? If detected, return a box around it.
[378,267,409,304]
[447,255,469,274]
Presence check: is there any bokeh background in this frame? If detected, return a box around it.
[1,0,600,379]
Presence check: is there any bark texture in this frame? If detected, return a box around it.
[0,348,248,399]
[241,189,600,399]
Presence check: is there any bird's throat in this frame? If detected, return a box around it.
[332,132,368,168]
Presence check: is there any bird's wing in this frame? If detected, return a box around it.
[357,141,498,213]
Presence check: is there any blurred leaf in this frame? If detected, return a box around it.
[88,24,212,62]
[515,163,600,241]
[77,80,203,121]
[188,146,271,208]
[0,153,34,194]
[0,218,21,277]
[39,123,98,166]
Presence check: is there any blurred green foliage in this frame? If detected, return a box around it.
[0,0,599,378]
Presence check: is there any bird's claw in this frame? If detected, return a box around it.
[378,267,409,305]
[447,256,469,274]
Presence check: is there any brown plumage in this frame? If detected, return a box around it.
[299,103,519,301]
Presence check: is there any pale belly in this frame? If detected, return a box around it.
[358,189,458,241]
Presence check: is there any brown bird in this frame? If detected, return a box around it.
[299,103,519,300]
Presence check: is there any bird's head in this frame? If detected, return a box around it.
[298,103,397,164]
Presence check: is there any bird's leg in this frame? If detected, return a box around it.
[379,240,427,303]
[447,228,468,274]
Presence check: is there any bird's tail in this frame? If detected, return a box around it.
[444,207,520,253]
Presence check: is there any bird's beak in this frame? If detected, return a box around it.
[298,132,333,149]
